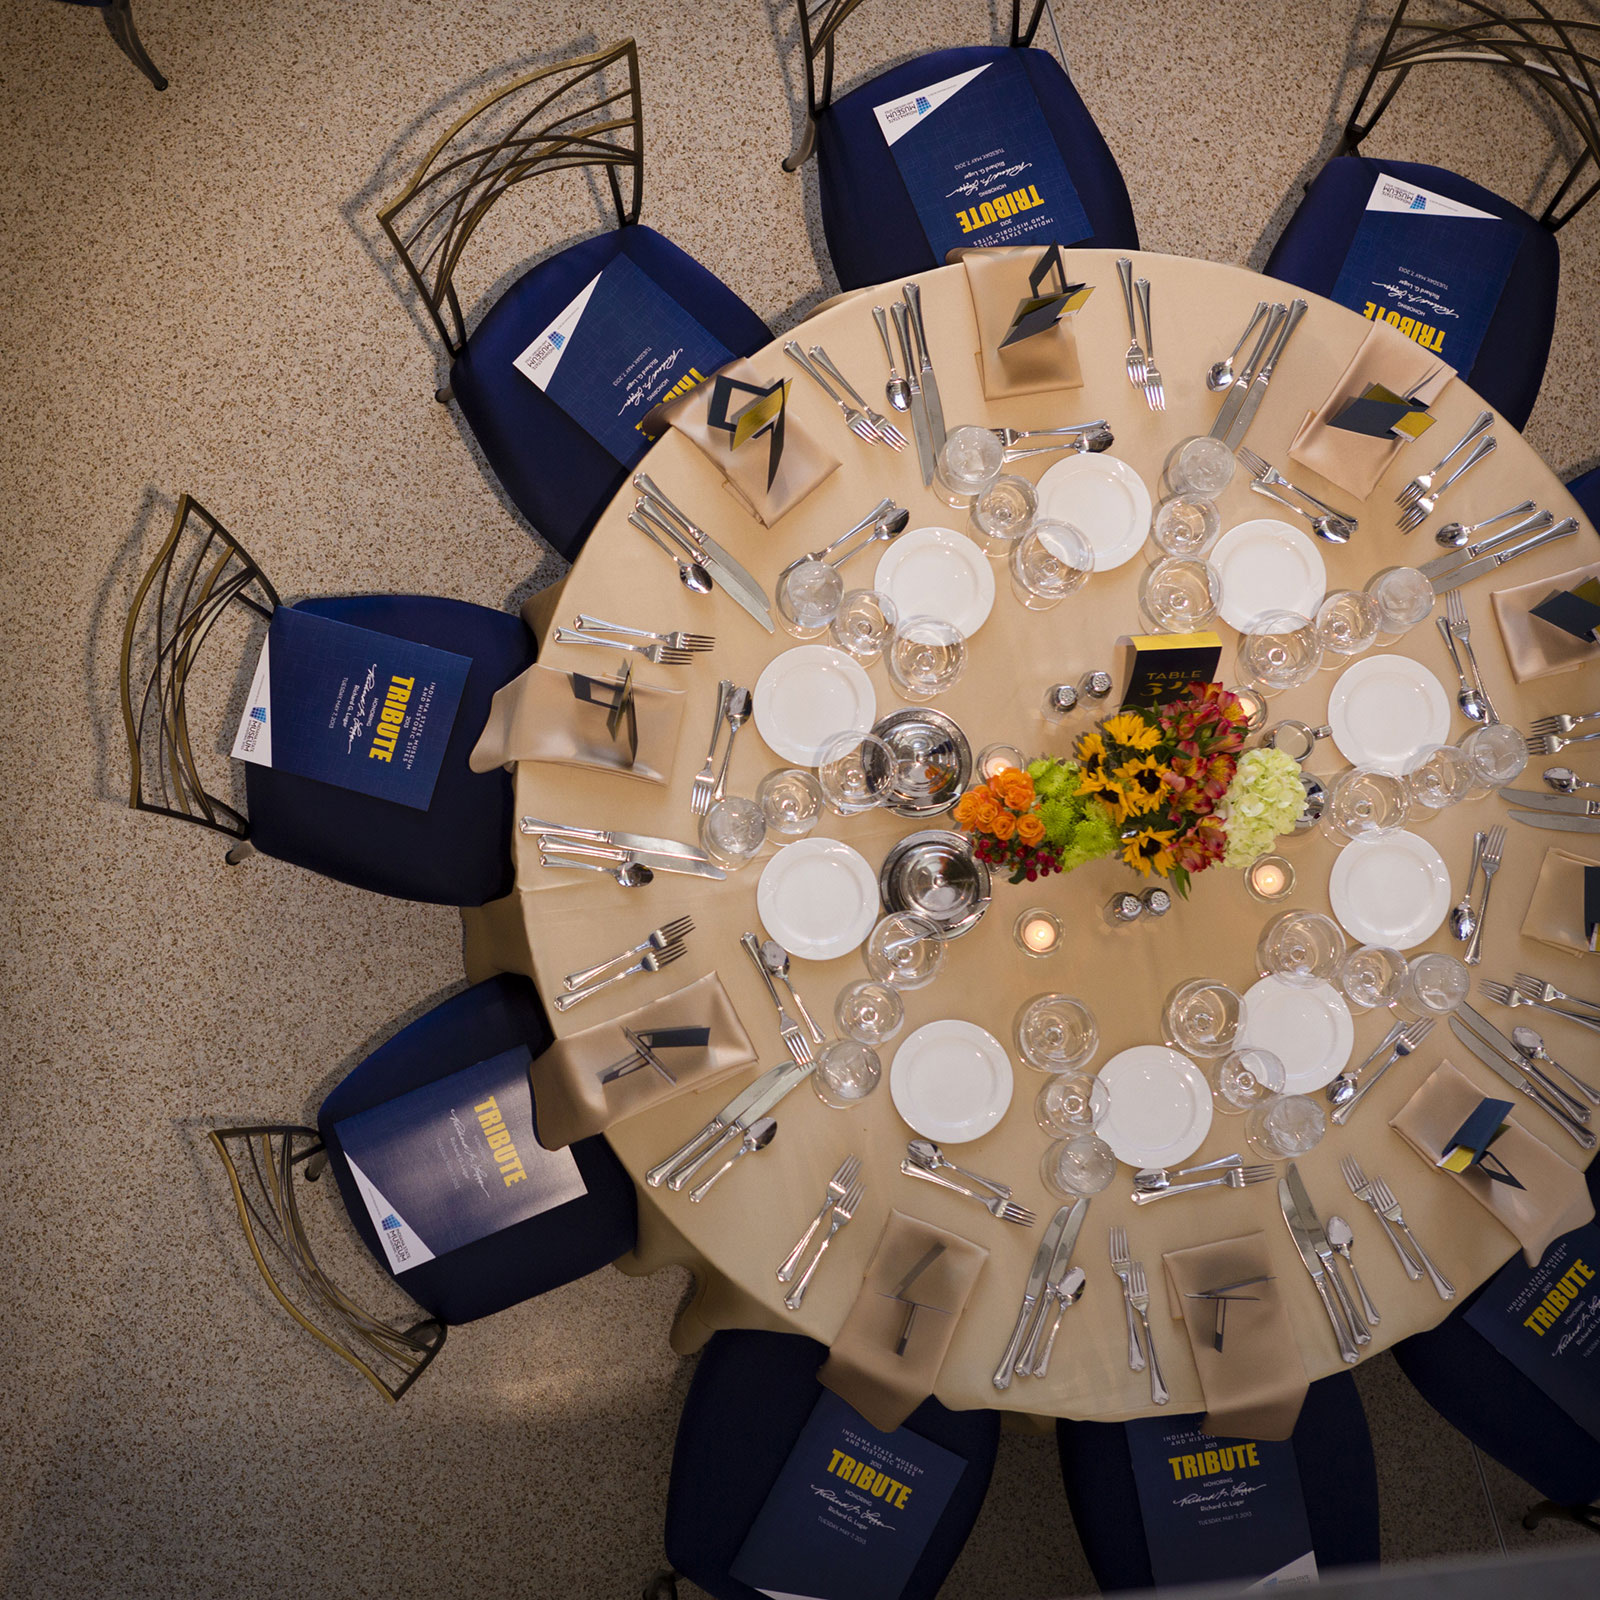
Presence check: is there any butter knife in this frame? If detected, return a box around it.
[993,1202,1078,1390]
[891,300,935,484]
[1448,1018,1598,1149]
[1430,519,1579,594]
[1210,303,1286,441]
[1223,299,1308,451]
[902,282,945,453]
[632,474,774,633]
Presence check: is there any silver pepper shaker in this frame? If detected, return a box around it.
[1141,886,1172,918]
[1103,891,1144,927]
[1078,670,1114,704]
[1041,683,1079,723]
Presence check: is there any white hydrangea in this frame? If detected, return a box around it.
[1220,747,1307,868]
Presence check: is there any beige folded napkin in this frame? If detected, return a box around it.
[1391,1058,1594,1267]
[1491,562,1600,682]
[1289,321,1455,500]
[528,973,756,1149]
[658,356,839,527]
[1521,847,1600,957]
[961,246,1084,399]
[819,1211,988,1432]
[1162,1231,1307,1442]
[468,662,684,784]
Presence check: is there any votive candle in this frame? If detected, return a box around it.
[1245,854,1295,903]
[1014,908,1063,957]
[977,743,1028,782]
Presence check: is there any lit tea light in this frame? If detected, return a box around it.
[1014,907,1063,957]
[1230,686,1269,733]
[1246,854,1296,903]
[976,743,1028,783]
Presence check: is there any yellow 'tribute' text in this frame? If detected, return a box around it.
[474,1095,529,1187]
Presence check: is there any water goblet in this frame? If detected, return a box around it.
[1161,978,1248,1059]
[1363,565,1435,641]
[1397,952,1470,1018]
[1256,909,1346,988]
[1009,519,1094,610]
[1139,556,1222,633]
[886,614,967,701]
[970,472,1037,557]
[864,912,945,990]
[1151,493,1221,558]
[816,731,895,815]
[828,587,898,665]
[1161,434,1236,499]
[1245,1093,1326,1159]
[1034,1073,1110,1136]
[1040,1134,1118,1198]
[1014,993,1098,1072]
[1326,765,1411,843]
[833,979,905,1047]
[698,795,767,870]
[811,1038,882,1109]
[1314,588,1382,662]
[1205,1047,1286,1114]
[1402,743,1474,815]
[775,558,844,639]
[932,424,1004,509]
[755,767,823,838]
[1236,610,1323,696]
[1460,723,1528,792]
[1336,944,1408,1012]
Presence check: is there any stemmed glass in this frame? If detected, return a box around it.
[811,1039,882,1109]
[1040,1134,1118,1197]
[1314,589,1382,663]
[887,615,967,701]
[834,979,905,1046]
[1138,557,1221,632]
[1035,1073,1110,1136]
[1009,519,1094,610]
[1014,994,1099,1072]
[1151,493,1221,558]
[1336,944,1408,1011]
[1364,565,1435,641]
[970,473,1037,557]
[1161,979,1248,1059]
[699,796,766,870]
[1326,766,1411,843]
[756,767,823,837]
[864,912,946,989]
[1397,952,1470,1018]
[816,731,895,815]
[1402,743,1474,815]
[1460,723,1528,792]
[1256,909,1346,988]
[1236,610,1323,696]
[1205,1048,1286,1115]
[1161,435,1236,499]
[1245,1093,1326,1158]
[828,588,898,666]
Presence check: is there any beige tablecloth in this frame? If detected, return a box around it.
[463,251,1597,1422]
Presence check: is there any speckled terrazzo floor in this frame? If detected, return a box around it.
[2,3,1597,1597]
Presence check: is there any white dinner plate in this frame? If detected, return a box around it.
[1327,654,1452,774]
[873,526,995,637]
[1096,1046,1213,1168]
[756,838,880,962]
[1034,452,1153,573]
[889,1020,1013,1143]
[1328,830,1452,950]
[752,645,876,766]
[1211,518,1328,631]
[1237,976,1355,1093]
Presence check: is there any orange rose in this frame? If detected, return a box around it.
[972,797,1001,831]
[998,773,1035,811]
[952,791,981,827]
[1016,813,1046,846]
[990,810,1017,841]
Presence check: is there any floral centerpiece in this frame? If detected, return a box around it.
[952,681,1306,895]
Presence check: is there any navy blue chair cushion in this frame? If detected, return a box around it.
[1055,1372,1379,1591]
[1263,156,1559,432]
[1568,465,1600,527]
[815,45,1138,292]
[1392,1161,1600,1508]
[450,224,770,561]
[317,974,636,1325]
[665,1329,1001,1600]
[244,594,531,906]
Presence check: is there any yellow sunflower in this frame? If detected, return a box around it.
[1113,755,1168,817]
[1073,730,1108,773]
[1120,824,1177,877]
[1101,711,1161,753]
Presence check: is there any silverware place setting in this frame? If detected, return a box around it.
[522,816,726,882]
[741,931,815,1066]
[1329,1018,1432,1125]
[784,340,886,447]
[1123,1259,1168,1405]
[809,343,906,450]
[1340,1157,1454,1300]
[632,472,775,633]
[1398,434,1498,533]
[1206,300,1268,390]
[688,1115,778,1202]
[552,931,690,1011]
[994,1199,1087,1389]
[647,1058,816,1192]
[990,421,1114,459]
[1135,276,1164,411]
[1279,1163,1365,1364]
[1436,613,1490,724]
[1470,996,1600,1100]
[1235,445,1357,543]
[784,1178,863,1312]
[564,916,694,993]
[899,1159,1035,1225]
[1443,590,1496,723]
[1449,1005,1596,1149]
[1217,298,1307,451]
[1116,258,1147,393]
[1395,409,1492,508]
[1108,1225,1146,1375]
[1463,823,1505,966]
[551,627,697,666]
[778,1155,862,1283]
[1128,1164,1276,1205]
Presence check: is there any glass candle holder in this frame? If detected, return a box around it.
[1151,493,1221,558]
[833,979,905,1046]
[1015,994,1098,1072]
[1337,944,1408,1012]
[1256,909,1347,988]
[1236,610,1323,696]
[887,614,967,701]
[1364,565,1435,641]
[1403,743,1474,815]
[1246,1093,1326,1159]
[1040,1134,1118,1198]
[699,796,767,870]
[864,912,946,990]
[755,767,824,837]
[828,588,898,665]
[1009,520,1094,610]
[1014,907,1063,958]
[1315,588,1383,662]
[1205,1047,1286,1114]
[1162,978,1248,1058]
[1139,556,1222,633]
[1327,765,1412,844]
[1035,1073,1110,1135]
[775,558,844,638]
[1230,686,1269,733]
[817,731,895,815]
[1245,853,1295,903]
[811,1039,882,1109]
[1162,434,1236,499]
[933,424,1004,509]
[1397,952,1470,1018]
[970,472,1038,556]
[976,742,1027,782]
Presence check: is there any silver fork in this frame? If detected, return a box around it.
[1340,1156,1421,1280]
[573,615,714,652]
[1515,972,1600,1018]
[809,346,906,450]
[1117,257,1146,387]
[897,1163,1036,1223]
[551,629,690,666]
[1236,446,1357,529]
[1370,1176,1455,1300]
[1484,979,1600,1038]
[783,341,880,445]
[1530,710,1600,735]
[1396,409,1493,507]
[563,916,694,990]
[1135,277,1163,410]
[742,931,814,1065]
[552,943,686,1011]
[777,1155,861,1283]
[1463,824,1505,967]
[1331,1019,1433,1125]
[1129,1165,1276,1204]
[690,679,731,817]
[784,1179,862,1311]
[1527,727,1600,755]
[1443,592,1497,724]
[1109,1226,1145,1372]
[1479,984,1600,1101]
[1126,1262,1168,1406]
[1398,437,1497,533]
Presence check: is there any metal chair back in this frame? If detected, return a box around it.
[118,493,278,847]
[1338,1,1600,230]
[377,41,644,359]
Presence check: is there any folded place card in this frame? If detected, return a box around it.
[1521,846,1600,958]
[1491,562,1600,682]
[1438,1097,1523,1188]
[1529,580,1600,645]
[1328,383,1435,442]
[962,245,1087,399]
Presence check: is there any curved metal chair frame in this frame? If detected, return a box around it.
[377,40,644,364]
[1336,1,1600,229]
[102,0,167,91]
[210,1125,446,1404]
[118,494,278,856]
[781,0,1059,171]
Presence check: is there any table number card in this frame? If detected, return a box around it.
[1115,632,1223,710]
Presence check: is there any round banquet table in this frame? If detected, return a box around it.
[462,250,1597,1422]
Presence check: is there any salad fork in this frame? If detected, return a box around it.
[573,615,714,652]
[1396,410,1493,507]
[783,341,880,445]
[1369,1176,1454,1300]
[563,915,694,990]
[1331,1018,1433,1125]
[1236,446,1358,530]
[1108,1226,1145,1372]
[1126,1262,1168,1405]
[1398,436,1497,532]
[742,931,814,1066]
[690,679,732,817]
[1444,591,1497,723]
[1530,710,1600,735]
[552,942,686,1011]
[1515,972,1600,1017]
[898,1162,1035,1224]
[1484,979,1600,1036]
[785,1179,862,1311]
[809,346,906,450]
[1116,258,1146,388]
[778,1155,861,1283]
[1339,1156,1420,1279]
[1463,825,1504,967]
[1135,278,1164,410]
[1526,727,1600,755]
[1128,1165,1276,1204]
[551,629,690,666]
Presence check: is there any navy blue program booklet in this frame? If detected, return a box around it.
[512,253,733,465]
[872,53,1090,264]
[335,1046,587,1275]
[1328,172,1522,374]
[1127,1415,1318,1588]
[1464,1221,1600,1444]
[729,1390,966,1600]
[231,607,470,811]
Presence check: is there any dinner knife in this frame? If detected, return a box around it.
[646,1061,795,1187]
[1279,1173,1360,1364]
[1418,509,1555,579]
[1429,518,1579,594]
[536,839,728,880]
[1507,808,1600,834]
[891,300,935,485]
[1448,1018,1598,1150]
[902,283,946,453]
[1454,1003,1590,1123]
[994,1202,1076,1389]
[1223,299,1309,451]
[1210,303,1286,441]
[1285,1163,1369,1345]
[632,474,775,633]
[1015,1198,1089,1375]
[663,1058,816,1191]
[519,816,718,862]
[1498,789,1600,817]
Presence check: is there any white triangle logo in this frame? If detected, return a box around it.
[345,1155,437,1274]
[873,64,990,147]
[513,271,603,390]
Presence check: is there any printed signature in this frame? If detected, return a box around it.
[1370,280,1461,321]
[944,161,1032,200]
[344,665,378,754]
[810,1487,894,1529]
[1555,1294,1600,1358]
[1174,1481,1269,1510]
[619,348,684,412]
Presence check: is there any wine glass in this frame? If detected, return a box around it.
[1151,493,1221,558]
[756,767,823,837]
[864,912,945,990]
[970,473,1037,557]
[1040,1135,1118,1197]
[1326,766,1411,843]
[775,558,844,638]
[833,980,905,1046]
[886,615,967,701]
[811,1039,882,1109]
[932,424,1003,509]
[1138,556,1221,632]
[1460,723,1528,791]
[1236,610,1323,696]
[1205,1047,1286,1114]
[1336,944,1408,1012]
[1161,979,1248,1058]
[816,731,895,815]
[1245,1093,1326,1158]
[1034,1073,1110,1136]
[1363,565,1435,640]
[1315,589,1382,662]
[1014,994,1098,1072]
[1009,519,1094,610]
[828,588,898,665]
[1256,909,1346,988]
[1402,743,1474,815]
